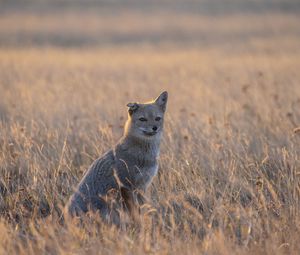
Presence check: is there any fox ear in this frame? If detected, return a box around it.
[154,91,168,112]
[127,102,139,115]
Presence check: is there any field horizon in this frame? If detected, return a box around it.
[0,0,300,254]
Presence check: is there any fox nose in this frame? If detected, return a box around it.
[152,126,158,131]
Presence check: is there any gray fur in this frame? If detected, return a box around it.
[66,91,168,221]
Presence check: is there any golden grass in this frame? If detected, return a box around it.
[0,1,300,254]
[0,46,299,254]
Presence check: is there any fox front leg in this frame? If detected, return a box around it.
[120,187,139,222]
[136,190,147,205]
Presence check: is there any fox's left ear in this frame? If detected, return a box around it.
[127,102,139,115]
[155,91,168,112]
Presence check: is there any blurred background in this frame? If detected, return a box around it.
[1,0,299,51]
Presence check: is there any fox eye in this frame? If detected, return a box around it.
[139,117,147,122]
[155,117,161,121]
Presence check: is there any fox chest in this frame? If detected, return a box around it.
[115,146,160,191]
[133,164,158,190]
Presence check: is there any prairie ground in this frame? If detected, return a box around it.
[0,0,300,254]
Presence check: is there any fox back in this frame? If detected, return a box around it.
[66,91,168,222]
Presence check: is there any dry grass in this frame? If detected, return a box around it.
[0,0,300,254]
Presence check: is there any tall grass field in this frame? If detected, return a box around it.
[0,0,300,254]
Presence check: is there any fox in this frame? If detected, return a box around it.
[65,91,168,223]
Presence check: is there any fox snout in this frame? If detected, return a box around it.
[140,125,160,136]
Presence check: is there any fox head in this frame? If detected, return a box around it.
[124,91,168,140]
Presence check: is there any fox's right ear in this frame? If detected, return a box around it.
[154,91,168,112]
[127,102,139,115]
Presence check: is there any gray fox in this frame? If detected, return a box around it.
[66,91,168,222]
